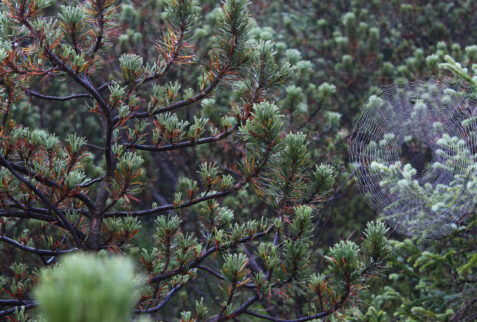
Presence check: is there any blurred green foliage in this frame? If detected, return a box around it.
[34,253,142,322]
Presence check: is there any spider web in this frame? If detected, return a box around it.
[349,79,477,238]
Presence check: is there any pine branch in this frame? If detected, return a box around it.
[148,226,274,285]
[197,265,226,280]
[139,24,186,85]
[88,0,106,56]
[0,209,57,222]
[104,180,243,218]
[197,265,256,289]
[79,176,104,188]
[123,124,239,152]
[6,161,95,213]
[20,20,115,227]
[25,89,93,101]
[21,18,116,250]
[106,124,274,218]
[113,66,229,123]
[242,284,349,322]
[0,155,84,248]
[134,283,183,314]
[0,303,37,318]
[221,294,259,321]
[0,300,35,307]
[0,235,78,256]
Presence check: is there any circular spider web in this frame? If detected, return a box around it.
[349,79,477,238]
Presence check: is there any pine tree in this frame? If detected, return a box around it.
[0,1,388,320]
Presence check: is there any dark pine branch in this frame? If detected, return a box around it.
[0,235,78,256]
[0,303,37,318]
[6,161,95,213]
[0,300,36,307]
[113,66,229,123]
[25,89,93,101]
[103,180,245,218]
[135,284,183,314]
[123,124,239,152]
[0,154,84,248]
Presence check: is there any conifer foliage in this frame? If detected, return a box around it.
[0,0,390,320]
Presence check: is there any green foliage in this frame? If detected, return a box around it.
[362,221,389,264]
[119,54,144,85]
[327,241,360,287]
[349,215,476,321]
[34,253,141,322]
[221,253,249,284]
[215,0,252,67]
